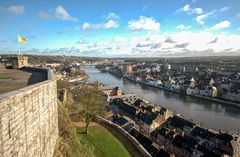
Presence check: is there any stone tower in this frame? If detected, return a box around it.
[11,56,28,69]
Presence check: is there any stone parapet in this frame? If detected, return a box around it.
[0,67,58,157]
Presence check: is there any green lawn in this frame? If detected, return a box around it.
[77,125,132,157]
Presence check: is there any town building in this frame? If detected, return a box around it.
[123,64,133,74]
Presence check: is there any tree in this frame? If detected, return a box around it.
[55,101,95,157]
[74,86,106,134]
[94,79,101,86]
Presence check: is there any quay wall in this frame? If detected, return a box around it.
[123,76,240,108]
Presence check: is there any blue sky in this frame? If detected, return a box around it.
[0,0,240,57]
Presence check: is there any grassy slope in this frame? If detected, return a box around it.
[54,101,94,157]
[78,125,131,157]
[54,100,131,157]
[101,123,144,157]
[55,80,131,157]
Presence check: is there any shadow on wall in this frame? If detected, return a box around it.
[21,68,48,86]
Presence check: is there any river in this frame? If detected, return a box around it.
[84,67,240,132]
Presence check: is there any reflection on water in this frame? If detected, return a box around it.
[85,67,240,131]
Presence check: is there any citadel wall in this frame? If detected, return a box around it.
[0,67,58,157]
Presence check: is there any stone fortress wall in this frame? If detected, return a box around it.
[0,67,58,157]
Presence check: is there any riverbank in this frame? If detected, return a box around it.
[85,67,240,132]
[123,76,240,108]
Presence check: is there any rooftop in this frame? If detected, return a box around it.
[191,126,217,140]
[112,116,129,126]
[0,67,48,94]
[136,111,158,125]
[170,115,196,130]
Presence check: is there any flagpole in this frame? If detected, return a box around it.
[18,41,20,56]
[18,33,20,56]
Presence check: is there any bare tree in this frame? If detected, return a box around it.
[74,86,106,134]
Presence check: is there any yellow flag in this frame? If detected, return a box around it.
[18,35,27,43]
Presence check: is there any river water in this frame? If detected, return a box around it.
[84,67,240,132]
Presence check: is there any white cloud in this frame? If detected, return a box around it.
[8,31,240,57]
[220,6,230,12]
[105,12,120,20]
[191,8,204,14]
[160,32,240,55]
[210,20,231,30]
[80,32,240,57]
[105,20,119,29]
[128,16,160,32]
[37,12,52,20]
[183,4,191,12]
[176,24,191,30]
[76,39,86,44]
[176,25,185,29]
[196,10,215,25]
[37,5,78,22]
[177,4,203,15]
[4,5,25,14]
[82,23,91,30]
[115,36,127,43]
[54,5,78,22]
[82,20,119,30]
[79,17,119,30]
[176,4,190,13]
